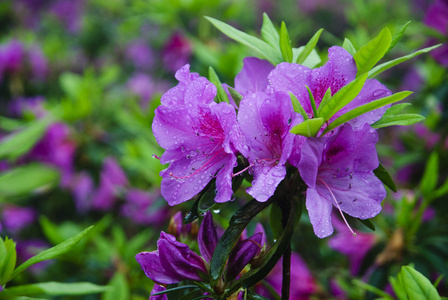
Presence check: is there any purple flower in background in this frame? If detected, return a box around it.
[28,44,48,80]
[136,231,208,285]
[126,40,154,70]
[150,284,168,300]
[127,73,156,107]
[298,124,386,238]
[152,65,238,206]
[92,157,128,210]
[328,217,377,275]
[9,96,46,118]
[269,46,392,130]
[15,239,51,274]
[257,252,317,299]
[69,172,94,213]
[0,39,24,78]
[162,33,192,73]
[424,0,448,66]
[121,188,169,225]
[1,205,36,232]
[49,0,84,33]
[168,211,195,240]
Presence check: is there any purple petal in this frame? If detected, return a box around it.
[305,188,334,238]
[234,57,274,96]
[150,285,168,300]
[254,223,267,247]
[247,164,286,202]
[226,232,263,280]
[136,251,182,285]
[297,138,325,188]
[198,212,218,263]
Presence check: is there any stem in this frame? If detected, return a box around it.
[281,244,291,300]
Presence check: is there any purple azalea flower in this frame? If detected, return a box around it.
[126,73,157,108]
[1,205,36,232]
[125,40,154,70]
[136,231,208,285]
[234,57,274,97]
[152,64,238,206]
[69,172,94,213]
[328,217,377,275]
[298,123,386,238]
[162,33,192,73]
[28,44,48,80]
[150,284,168,300]
[424,0,448,66]
[236,91,302,201]
[49,0,84,33]
[0,39,24,77]
[121,188,169,226]
[269,46,392,131]
[256,252,317,299]
[92,157,128,210]
[168,211,195,240]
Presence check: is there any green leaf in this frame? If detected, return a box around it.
[316,88,332,116]
[208,66,229,104]
[306,86,318,117]
[400,266,441,300]
[60,72,83,99]
[102,273,129,300]
[354,27,392,76]
[0,117,26,132]
[342,38,356,56]
[289,93,308,120]
[0,164,60,199]
[371,113,425,128]
[206,16,283,65]
[9,226,94,281]
[198,181,217,214]
[386,21,411,54]
[279,22,293,63]
[434,178,448,199]
[1,282,108,298]
[150,285,199,296]
[39,217,65,245]
[292,47,321,68]
[358,218,376,231]
[290,118,324,137]
[368,44,442,78]
[296,28,323,64]
[210,198,274,284]
[420,152,439,197]
[374,163,397,192]
[323,91,413,134]
[246,290,271,300]
[0,118,51,161]
[269,203,283,239]
[0,237,16,286]
[319,74,368,122]
[228,87,243,108]
[352,279,395,299]
[261,13,279,50]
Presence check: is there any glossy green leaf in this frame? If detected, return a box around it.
[368,44,442,78]
[289,92,308,120]
[280,22,293,63]
[387,21,411,54]
[210,198,274,284]
[246,291,271,300]
[0,118,51,161]
[354,27,392,76]
[0,164,60,199]
[208,66,229,104]
[290,118,324,137]
[342,38,356,56]
[358,218,376,231]
[374,163,397,192]
[9,226,94,281]
[198,181,217,214]
[323,91,413,134]
[306,86,318,117]
[261,13,279,50]
[292,47,321,68]
[0,237,16,286]
[401,266,441,300]
[319,74,368,122]
[371,113,425,129]
[1,282,108,298]
[206,16,283,65]
[228,87,243,108]
[390,275,408,300]
[296,28,323,64]
[420,152,439,197]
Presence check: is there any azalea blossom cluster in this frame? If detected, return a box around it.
[152,46,388,238]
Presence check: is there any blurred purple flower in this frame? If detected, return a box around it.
[121,188,169,225]
[69,172,95,213]
[126,40,154,70]
[92,157,128,210]
[49,0,84,33]
[9,96,46,118]
[424,0,448,66]
[150,284,168,300]
[400,67,423,92]
[257,252,317,299]
[15,239,51,274]
[152,65,238,205]
[127,73,155,106]
[28,44,48,80]
[136,232,208,285]
[298,124,386,238]
[328,217,377,275]
[1,205,36,232]
[0,39,24,78]
[162,33,192,73]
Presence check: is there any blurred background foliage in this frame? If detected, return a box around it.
[0,0,447,299]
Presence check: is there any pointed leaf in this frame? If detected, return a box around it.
[261,13,279,50]
[390,275,408,300]
[400,266,441,300]
[354,27,392,76]
[198,181,217,214]
[420,152,438,197]
[323,91,413,134]
[316,87,332,116]
[342,38,356,56]
[387,21,411,54]
[374,163,397,192]
[9,226,94,280]
[368,44,442,78]
[352,279,395,299]
[371,113,425,128]
[1,282,108,297]
[208,67,229,104]
[206,16,283,65]
[306,86,318,117]
[228,87,243,108]
[319,74,368,122]
[0,237,16,286]
[289,92,308,120]
[296,28,323,64]
[290,118,324,137]
[150,285,199,296]
[292,47,321,68]
[280,22,293,63]
[358,218,376,231]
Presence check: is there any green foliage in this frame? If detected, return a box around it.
[261,13,279,50]
[280,22,293,63]
[371,103,425,129]
[0,237,16,287]
[342,38,356,56]
[290,118,324,137]
[296,29,323,65]
[209,66,230,103]
[289,92,308,120]
[373,163,397,192]
[0,282,108,298]
[420,152,439,197]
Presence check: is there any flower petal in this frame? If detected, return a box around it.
[235,57,274,96]
[305,187,334,238]
[135,251,182,285]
